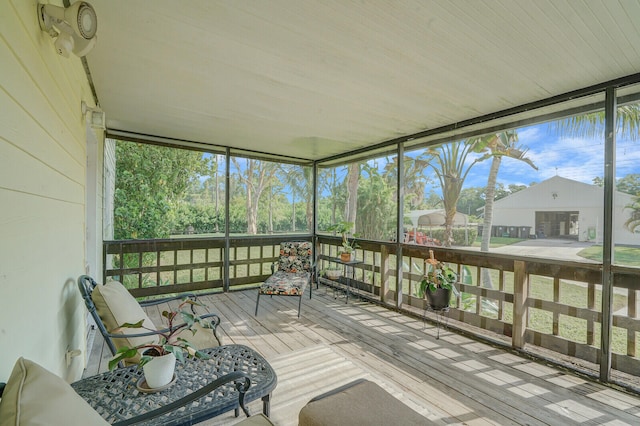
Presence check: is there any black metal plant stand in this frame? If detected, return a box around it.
[423,305,450,339]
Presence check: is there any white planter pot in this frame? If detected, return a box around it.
[326,269,342,280]
[142,352,176,389]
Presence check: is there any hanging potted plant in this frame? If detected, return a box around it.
[108,298,212,390]
[327,221,359,262]
[418,250,458,310]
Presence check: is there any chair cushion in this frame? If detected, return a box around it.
[278,241,312,273]
[174,322,220,352]
[0,357,109,426]
[260,270,309,295]
[92,280,159,364]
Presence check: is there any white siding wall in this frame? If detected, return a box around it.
[492,207,604,242]
[492,176,639,245]
[0,1,102,382]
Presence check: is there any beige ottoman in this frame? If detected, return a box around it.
[298,379,430,426]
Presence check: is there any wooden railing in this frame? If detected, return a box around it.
[103,234,640,384]
[315,235,640,382]
[103,235,310,298]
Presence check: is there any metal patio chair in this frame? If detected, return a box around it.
[255,241,314,318]
[77,275,222,366]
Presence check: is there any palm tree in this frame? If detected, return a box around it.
[383,154,432,209]
[551,104,640,140]
[471,130,538,288]
[357,163,396,240]
[424,141,486,247]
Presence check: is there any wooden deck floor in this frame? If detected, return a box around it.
[85,285,640,425]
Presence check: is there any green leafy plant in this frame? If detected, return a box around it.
[320,265,343,280]
[418,250,458,297]
[327,221,359,253]
[320,265,341,274]
[108,298,212,370]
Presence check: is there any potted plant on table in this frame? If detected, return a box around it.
[321,265,343,280]
[418,250,458,310]
[327,221,359,262]
[108,298,212,389]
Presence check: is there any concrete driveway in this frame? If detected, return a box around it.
[471,238,599,262]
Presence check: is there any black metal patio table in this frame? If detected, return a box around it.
[71,344,277,425]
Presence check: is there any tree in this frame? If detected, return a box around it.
[507,184,528,194]
[357,163,396,240]
[279,164,313,232]
[457,187,485,218]
[231,158,279,234]
[423,191,443,209]
[317,167,342,229]
[114,141,209,239]
[345,163,360,234]
[624,197,640,233]
[555,106,640,237]
[211,154,224,231]
[384,154,432,209]
[470,130,537,288]
[552,104,640,141]
[424,141,486,246]
[616,174,640,196]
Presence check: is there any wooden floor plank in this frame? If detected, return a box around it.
[281,292,528,424]
[84,285,640,425]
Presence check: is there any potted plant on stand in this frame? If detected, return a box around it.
[327,221,359,262]
[418,250,458,310]
[322,265,343,280]
[108,298,212,390]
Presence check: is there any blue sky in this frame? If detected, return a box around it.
[203,121,638,199]
[457,122,639,190]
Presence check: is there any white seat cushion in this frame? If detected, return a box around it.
[92,280,159,364]
[0,358,109,426]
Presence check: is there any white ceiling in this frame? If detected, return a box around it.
[86,0,640,161]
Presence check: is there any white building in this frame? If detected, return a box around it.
[491,176,638,245]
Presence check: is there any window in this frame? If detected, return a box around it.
[229,155,312,235]
[318,152,398,242]
[613,84,640,267]
[108,140,224,239]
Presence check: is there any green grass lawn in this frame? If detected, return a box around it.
[578,245,640,267]
[458,268,635,355]
[471,236,526,248]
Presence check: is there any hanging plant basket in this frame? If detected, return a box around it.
[419,249,457,311]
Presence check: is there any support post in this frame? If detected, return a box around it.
[512,260,528,349]
[600,86,616,381]
[223,148,231,292]
[380,244,390,303]
[395,143,405,309]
